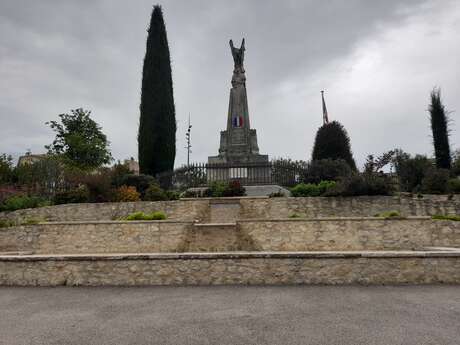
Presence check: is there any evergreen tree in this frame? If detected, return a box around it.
[429,88,451,169]
[311,121,357,170]
[139,5,176,176]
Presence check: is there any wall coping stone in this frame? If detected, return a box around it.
[1,250,459,262]
[237,216,432,222]
[194,223,236,227]
[7,220,195,226]
[181,196,269,201]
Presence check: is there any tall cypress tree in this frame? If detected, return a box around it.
[429,88,451,169]
[138,5,176,176]
[311,121,357,170]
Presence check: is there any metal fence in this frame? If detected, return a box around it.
[156,161,305,189]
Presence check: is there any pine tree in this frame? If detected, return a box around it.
[311,121,357,170]
[429,88,451,169]
[138,5,176,176]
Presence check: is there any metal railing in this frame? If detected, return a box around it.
[156,161,304,189]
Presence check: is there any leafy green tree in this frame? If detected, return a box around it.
[311,121,356,170]
[391,149,433,192]
[0,154,14,184]
[46,108,112,170]
[138,5,176,176]
[429,88,451,169]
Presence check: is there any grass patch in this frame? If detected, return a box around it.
[373,211,404,219]
[432,214,460,221]
[121,211,167,221]
[288,213,301,218]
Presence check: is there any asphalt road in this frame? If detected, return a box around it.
[1,285,459,345]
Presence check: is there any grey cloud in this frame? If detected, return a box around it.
[1,0,459,169]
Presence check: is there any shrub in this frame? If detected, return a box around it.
[0,195,50,212]
[421,168,449,194]
[165,190,180,200]
[209,181,228,197]
[208,180,246,197]
[143,184,168,201]
[447,178,460,194]
[311,121,357,170]
[113,185,140,202]
[124,211,166,221]
[290,181,336,197]
[291,183,321,197]
[53,186,90,205]
[327,174,394,197]
[303,159,352,184]
[120,174,156,197]
[392,150,433,192]
[223,180,245,197]
[81,172,114,203]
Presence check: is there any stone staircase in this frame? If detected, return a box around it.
[179,198,255,252]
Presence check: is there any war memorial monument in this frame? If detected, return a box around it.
[208,39,269,182]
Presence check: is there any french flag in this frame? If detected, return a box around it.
[233,116,244,128]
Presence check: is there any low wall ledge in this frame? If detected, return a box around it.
[237,216,432,222]
[1,250,459,262]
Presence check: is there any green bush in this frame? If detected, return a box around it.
[124,211,167,221]
[209,181,228,197]
[392,151,433,192]
[53,186,90,205]
[208,181,246,197]
[165,190,180,200]
[291,183,321,197]
[421,168,449,194]
[303,159,352,184]
[120,174,156,197]
[223,180,245,197]
[290,181,336,197]
[447,178,460,194]
[0,195,50,212]
[327,174,394,197]
[143,184,168,201]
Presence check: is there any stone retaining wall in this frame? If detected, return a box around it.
[0,200,209,223]
[1,218,459,254]
[2,195,460,224]
[1,251,459,286]
[239,218,460,251]
[239,195,460,219]
[0,221,192,254]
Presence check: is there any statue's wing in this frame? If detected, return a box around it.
[241,38,245,50]
[229,39,234,49]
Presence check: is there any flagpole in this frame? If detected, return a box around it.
[185,113,192,167]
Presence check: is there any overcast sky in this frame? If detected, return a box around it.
[1,0,459,169]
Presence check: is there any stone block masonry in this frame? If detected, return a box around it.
[1,218,459,254]
[2,195,460,224]
[1,251,459,286]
